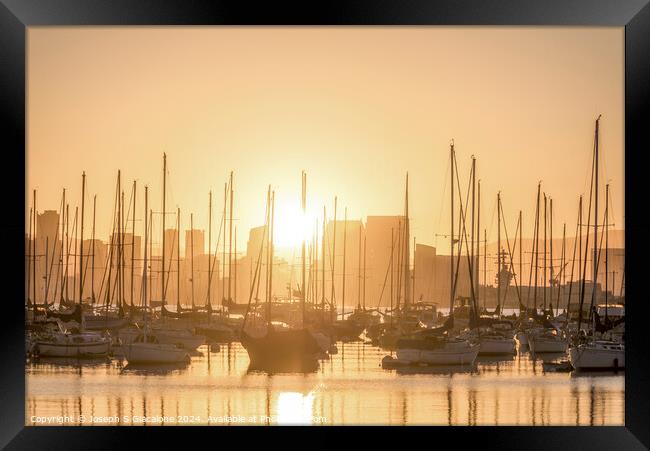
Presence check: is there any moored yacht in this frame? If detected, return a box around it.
[569,340,624,370]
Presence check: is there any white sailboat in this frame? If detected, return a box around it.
[32,322,111,358]
[568,117,625,371]
[123,182,191,364]
[390,145,479,367]
[569,340,624,370]
[528,328,568,354]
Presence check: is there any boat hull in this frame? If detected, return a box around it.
[396,342,479,366]
[151,330,206,350]
[34,339,110,358]
[241,329,321,371]
[529,337,568,354]
[569,345,624,370]
[124,343,190,364]
[478,337,516,355]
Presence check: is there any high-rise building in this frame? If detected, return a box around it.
[365,215,405,309]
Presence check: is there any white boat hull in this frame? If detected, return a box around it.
[34,339,110,357]
[152,330,205,350]
[569,344,624,370]
[479,337,516,355]
[397,343,479,366]
[124,342,190,364]
[529,337,568,354]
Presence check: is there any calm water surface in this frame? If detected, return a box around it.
[26,342,624,425]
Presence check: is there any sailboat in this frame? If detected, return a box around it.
[478,191,516,355]
[32,173,112,358]
[193,186,236,343]
[569,118,625,370]
[390,143,479,366]
[124,185,191,364]
[148,154,206,350]
[240,185,322,371]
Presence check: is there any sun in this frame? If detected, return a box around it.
[272,201,312,249]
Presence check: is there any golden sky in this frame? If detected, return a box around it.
[27,27,624,254]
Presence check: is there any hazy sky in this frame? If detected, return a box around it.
[27,27,624,254]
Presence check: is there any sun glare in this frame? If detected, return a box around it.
[272,201,312,249]
[276,392,315,425]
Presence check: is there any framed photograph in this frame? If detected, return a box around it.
[1,0,649,448]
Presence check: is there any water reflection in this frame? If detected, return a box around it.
[26,341,624,426]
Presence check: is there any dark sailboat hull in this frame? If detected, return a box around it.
[240,329,321,372]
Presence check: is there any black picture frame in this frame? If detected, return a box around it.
[1,0,649,448]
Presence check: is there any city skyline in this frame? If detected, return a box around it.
[27,27,624,256]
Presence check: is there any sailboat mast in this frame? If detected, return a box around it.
[578,196,583,304]
[27,207,32,306]
[232,226,237,304]
[191,212,195,309]
[44,237,48,306]
[268,191,275,326]
[476,179,480,307]
[357,223,362,310]
[131,180,136,307]
[605,183,609,317]
[542,193,548,310]
[228,171,234,305]
[558,222,566,312]
[79,172,85,305]
[208,191,212,309]
[33,191,37,308]
[73,207,78,304]
[322,206,326,324]
[404,173,410,310]
[591,116,601,309]
[143,186,148,332]
[331,197,337,323]
[60,189,66,303]
[177,208,180,310]
[550,198,554,313]
[390,228,394,325]
[533,184,541,310]
[161,153,166,307]
[222,182,227,310]
[121,190,125,308]
[363,230,367,311]
[471,158,476,311]
[65,203,69,302]
[412,237,416,304]
[149,209,153,306]
[497,192,501,311]
[92,195,96,303]
[301,171,306,326]
[484,228,487,310]
[342,207,347,320]
[450,142,455,313]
